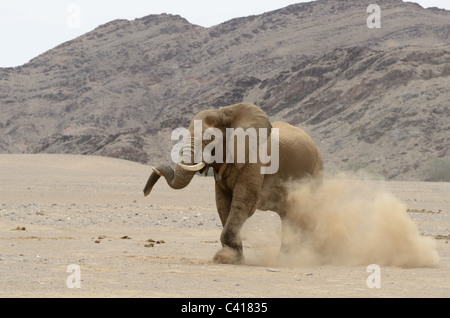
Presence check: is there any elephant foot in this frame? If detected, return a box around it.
[212,247,245,265]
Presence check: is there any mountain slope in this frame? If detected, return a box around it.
[0,0,449,180]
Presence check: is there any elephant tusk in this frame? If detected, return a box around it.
[178,162,206,172]
[152,167,162,176]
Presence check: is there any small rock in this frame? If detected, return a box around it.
[266,268,280,272]
[11,226,26,231]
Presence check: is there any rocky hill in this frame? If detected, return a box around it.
[0,0,449,180]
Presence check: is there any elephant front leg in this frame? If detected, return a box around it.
[213,196,252,264]
[213,166,262,264]
[213,186,242,263]
[215,184,232,227]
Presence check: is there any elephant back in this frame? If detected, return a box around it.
[272,121,323,181]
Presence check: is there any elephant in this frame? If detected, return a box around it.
[143,103,323,264]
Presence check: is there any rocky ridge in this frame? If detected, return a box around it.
[0,0,449,180]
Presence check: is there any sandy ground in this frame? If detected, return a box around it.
[0,154,449,298]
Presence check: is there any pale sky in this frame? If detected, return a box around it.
[0,0,449,67]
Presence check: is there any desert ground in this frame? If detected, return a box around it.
[0,154,449,298]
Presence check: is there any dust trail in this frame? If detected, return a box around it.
[259,174,439,268]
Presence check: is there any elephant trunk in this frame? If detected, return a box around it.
[143,165,197,196]
[143,136,206,197]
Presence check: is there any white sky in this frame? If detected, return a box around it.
[0,0,449,67]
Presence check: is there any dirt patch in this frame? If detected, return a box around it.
[0,155,449,297]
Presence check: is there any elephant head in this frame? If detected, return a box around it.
[143,103,272,196]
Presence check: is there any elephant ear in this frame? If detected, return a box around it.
[219,103,272,169]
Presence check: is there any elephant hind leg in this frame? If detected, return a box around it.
[280,216,298,256]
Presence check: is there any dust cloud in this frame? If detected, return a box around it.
[255,174,439,268]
